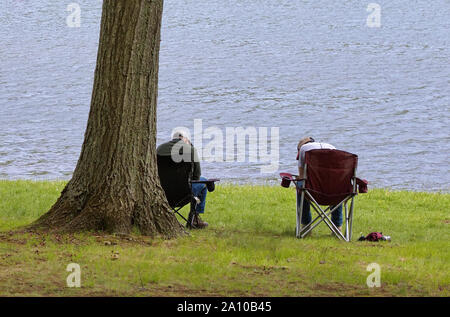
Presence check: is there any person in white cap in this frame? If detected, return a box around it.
[296,137,343,234]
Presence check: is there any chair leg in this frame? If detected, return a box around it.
[344,203,349,241]
[348,197,355,240]
[306,191,347,241]
[186,197,198,229]
[297,187,305,238]
[309,203,344,240]
[295,188,355,242]
[174,207,189,223]
[301,207,331,236]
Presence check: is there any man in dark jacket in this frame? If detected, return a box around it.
[157,131,209,228]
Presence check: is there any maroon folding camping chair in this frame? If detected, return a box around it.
[280,149,368,242]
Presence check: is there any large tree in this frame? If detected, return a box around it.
[31,0,184,238]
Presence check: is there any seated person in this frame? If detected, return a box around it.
[296,136,343,234]
[157,131,209,229]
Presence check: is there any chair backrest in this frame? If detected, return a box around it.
[157,155,193,208]
[304,149,358,205]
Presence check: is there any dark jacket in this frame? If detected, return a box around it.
[156,138,201,180]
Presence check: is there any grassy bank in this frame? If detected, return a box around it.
[0,180,449,296]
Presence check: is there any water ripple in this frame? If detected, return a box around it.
[0,0,449,192]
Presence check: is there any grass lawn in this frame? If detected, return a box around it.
[0,180,449,297]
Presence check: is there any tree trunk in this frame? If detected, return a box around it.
[31,0,184,238]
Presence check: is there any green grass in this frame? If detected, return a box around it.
[0,180,449,296]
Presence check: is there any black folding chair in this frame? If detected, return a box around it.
[157,155,219,229]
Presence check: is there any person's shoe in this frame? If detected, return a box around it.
[193,213,208,229]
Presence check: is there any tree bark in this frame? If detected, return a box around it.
[31,0,184,238]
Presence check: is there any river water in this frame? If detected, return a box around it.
[0,0,449,191]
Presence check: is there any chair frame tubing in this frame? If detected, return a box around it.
[171,195,199,229]
[296,164,357,242]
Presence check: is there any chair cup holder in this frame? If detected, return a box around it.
[281,177,291,188]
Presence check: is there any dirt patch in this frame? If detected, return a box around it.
[0,231,28,245]
[230,262,289,275]
[312,282,388,296]
[0,230,160,248]
[94,234,156,247]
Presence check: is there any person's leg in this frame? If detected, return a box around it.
[191,177,208,228]
[192,177,207,213]
[331,204,343,231]
[300,199,311,225]
[296,181,311,225]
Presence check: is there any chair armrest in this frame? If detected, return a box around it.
[191,178,220,184]
[192,179,219,193]
[279,173,298,181]
[280,173,304,188]
[280,173,304,181]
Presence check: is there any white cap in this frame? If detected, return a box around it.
[171,127,191,141]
